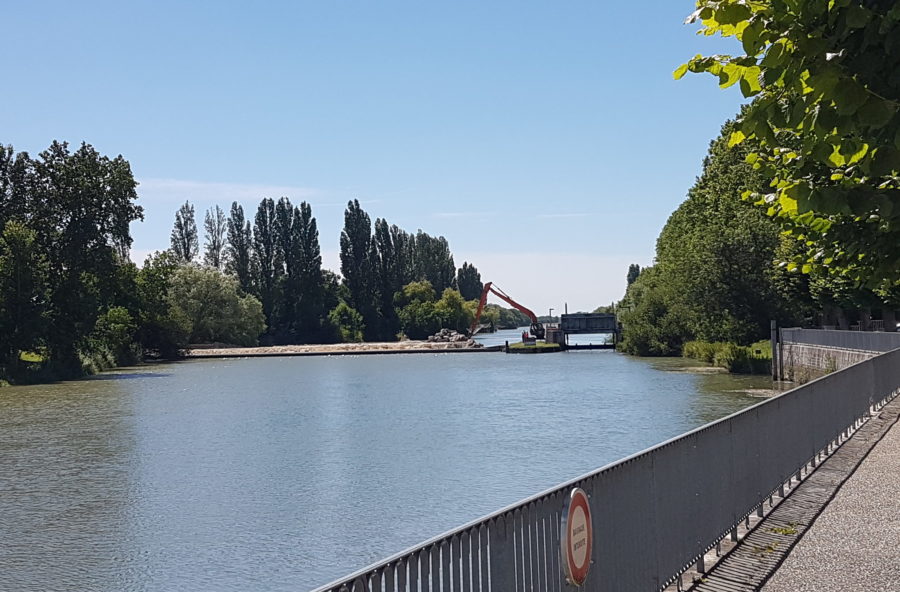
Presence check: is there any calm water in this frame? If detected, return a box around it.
[0,335,773,591]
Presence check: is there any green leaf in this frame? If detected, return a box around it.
[739,68,762,97]
[673,63,689,80]
[827,146,846,167]
[833,79,869,115]
[871,146,900,177]
[857,98,895,129]
[717,3,751,25]
[761,40,786,68]
[719,63,743,88]
[846,4,871,29]
[741,21,764,55]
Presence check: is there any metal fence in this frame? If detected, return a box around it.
[781,328,900,353]
[311,349,900,592]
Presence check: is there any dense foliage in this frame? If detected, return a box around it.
[677,0,900,290]
[0,141,145,379]
[617,121,816,355]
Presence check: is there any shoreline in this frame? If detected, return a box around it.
[185,341,502,358]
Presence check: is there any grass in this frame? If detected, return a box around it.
[682,340,772,374]
[508,342,561,352]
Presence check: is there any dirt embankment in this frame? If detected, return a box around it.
[186,340,490,358]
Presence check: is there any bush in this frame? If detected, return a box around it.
[683,339,772,375]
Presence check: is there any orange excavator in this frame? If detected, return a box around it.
[470,282,545,340]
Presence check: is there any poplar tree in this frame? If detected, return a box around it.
[253,198,282,329]
[170,201,198,263]
[456,262,483,301]
[225,202,253,294]
[203,205,227,269]
[339,199,376,339]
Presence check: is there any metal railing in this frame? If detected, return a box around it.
[311,349,900,592]
[781,328,900,353]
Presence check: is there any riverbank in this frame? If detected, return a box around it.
[186,340,499,358]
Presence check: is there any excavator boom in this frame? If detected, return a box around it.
[470,282,545,339]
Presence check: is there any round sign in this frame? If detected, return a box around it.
[560,487,593,586]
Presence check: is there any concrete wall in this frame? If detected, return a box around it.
[781,343,879,383]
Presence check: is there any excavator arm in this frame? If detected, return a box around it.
[470,282,545,339]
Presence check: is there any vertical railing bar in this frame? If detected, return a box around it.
[450,535,461,592]
[440,539,451,592]
[479,523,489,592]
[385,562,396,592]
[422,545,440,592]
[371,568,382,592]
[523,504,533,591]
[397,558,407,592]
[409,550,420,592]
[460,531,472,592]
[537,510,547,592]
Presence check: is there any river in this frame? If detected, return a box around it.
[0,330,774,591]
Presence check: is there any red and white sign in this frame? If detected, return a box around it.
[561,487,593,586]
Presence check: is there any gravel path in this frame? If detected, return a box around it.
[761,405,900,592]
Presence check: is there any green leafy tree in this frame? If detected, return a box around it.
[0,221,48,372]
[414,231,456,294]
[677,0,900,286]
[136,251,191,358]
[618,120,808,354]
[203,205,227,269]
[396,280,441,339]
[328,301,364,342]
[168,265,266,346]
[626,264,641,286]
[32,141,142,370]
[171,201,199,263]
[225,201,254,294]
[456,261,483,301]
[435,288,473,333]
[253,198,282,328]
[340,199,378,339]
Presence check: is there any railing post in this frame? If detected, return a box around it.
[770,320,779,380]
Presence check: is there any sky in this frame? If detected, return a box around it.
[1,1,746,314]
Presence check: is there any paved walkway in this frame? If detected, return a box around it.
[761,400,900,592]
[690,395,900,592]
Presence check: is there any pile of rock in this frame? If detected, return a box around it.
[427,328,483,348]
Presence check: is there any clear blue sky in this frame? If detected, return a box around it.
[2,1,744,313]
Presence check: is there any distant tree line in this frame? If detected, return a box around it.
[167,196,490,344]
[0,139,535,383]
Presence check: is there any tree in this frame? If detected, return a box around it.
[414,231,456,293]
[170,201,199,263]
[31,141,142,369]
[626,264,641,286]
[328,301,364,342]
[135,251,191,358]
[0,141,144,375]
[0,221,48,371]
[396,280,442,339]
[294,202,325,338]
[677,0,900,287]
[340,199,378,339]
[203,205,227,269]
[225,201,254,294]
[456,262,483,301]
[617,119,806,354]
[253,198,282,326]
[168,265,266,346]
